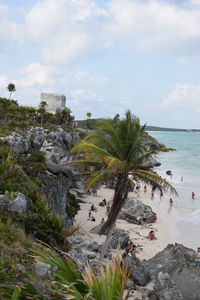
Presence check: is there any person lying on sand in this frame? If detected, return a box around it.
[147,230,157,240]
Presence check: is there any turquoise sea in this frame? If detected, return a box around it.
[149,131,200,249]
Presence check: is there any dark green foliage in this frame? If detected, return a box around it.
[11,196,78,250]
[20,150,47,178]
[65,192,80,219]
[0,97,75,134]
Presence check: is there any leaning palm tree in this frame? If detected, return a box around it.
[70,110,177,235]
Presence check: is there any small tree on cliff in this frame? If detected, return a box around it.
[7,83,16,100]
[70,110,177,235]
[86,112,92,119]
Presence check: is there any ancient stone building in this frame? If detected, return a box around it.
[40,93,66,114]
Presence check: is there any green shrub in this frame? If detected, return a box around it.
[65,192,80,219]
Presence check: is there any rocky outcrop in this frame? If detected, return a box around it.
[0,193,27,213]
[1,127,81,226]
[124,253,150,286]
[144,243,200,300]
[148,272,183,300]
[10,193,27,213]
[119,198,156,224]
[109,228,130,249]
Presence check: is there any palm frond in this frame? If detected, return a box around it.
[70,140,111,159]
[133,169,178,195]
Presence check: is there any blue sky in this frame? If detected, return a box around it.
[1,0,200,128]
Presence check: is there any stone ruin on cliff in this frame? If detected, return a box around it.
[40,92,66,114]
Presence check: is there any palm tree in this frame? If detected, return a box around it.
[38,101,47,125]
[86,112,92,119]
[70,110,177,235]
[7,83,16,100]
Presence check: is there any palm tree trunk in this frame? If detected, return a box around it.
[99,174,129,235]
[9,91,12,100]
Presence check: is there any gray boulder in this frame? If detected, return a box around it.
[0,195,10,209]
[148,272,183,300]
[123,253,150,286]
[10,193,27,213]
[90,225,129,250]
[144,243,195,279]
[4,133,30,153]
[120,199,156,224]
[35,261,51,277]
[144,244,200,300]
[46,161,73,177]
[109,228,129,249]
[87,241,100,252]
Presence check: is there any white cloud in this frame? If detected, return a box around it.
[70,88,103,105]
[22,0,200,66]
[25,0,109,65]
[73,70,109,86]
[16,62,56,87]
[108,0,200,52]
[0,5,25,53]
[163,83,200,112]
[3,0,200,66]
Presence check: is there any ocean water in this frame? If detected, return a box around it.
[148,131,200,249]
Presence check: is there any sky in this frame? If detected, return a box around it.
[1,0,200,128]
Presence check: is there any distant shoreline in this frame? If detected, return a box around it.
[147,126,200,132]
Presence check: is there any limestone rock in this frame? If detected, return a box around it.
[10,193,27,213]
[148,272,183,300]
[0,195,10,209]
[123,253,150,286]
[144,243,200,300]
[120,198,156,224]
[35,261,51,277]
[109,228,129,249]
[4,133,30,153]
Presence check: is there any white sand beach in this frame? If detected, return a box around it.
[75,185,178,260]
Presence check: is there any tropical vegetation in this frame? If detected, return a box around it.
[0,244,131,300]
[69,110,177,235]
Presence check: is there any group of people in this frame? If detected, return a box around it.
[88,199,110,223]
[122,241,139,259]
[88,204,97,221]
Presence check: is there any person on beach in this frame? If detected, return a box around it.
[101,218,105,224]
[106,203,110,213]
[131,244,139,254]
[181,176,183,182]
[169,198,173,206]
[86,189,91,195]
[144,185,147,193]
[88,211,92,220]
[195,247,200,267]
[91,216,96,222]
[152,214,157,223]
[90,204,96,211]
[103,198,107,206]
[147,230,157,240]
[135,182,141,191]
[142,210,147,227]
[192,192,195,199]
